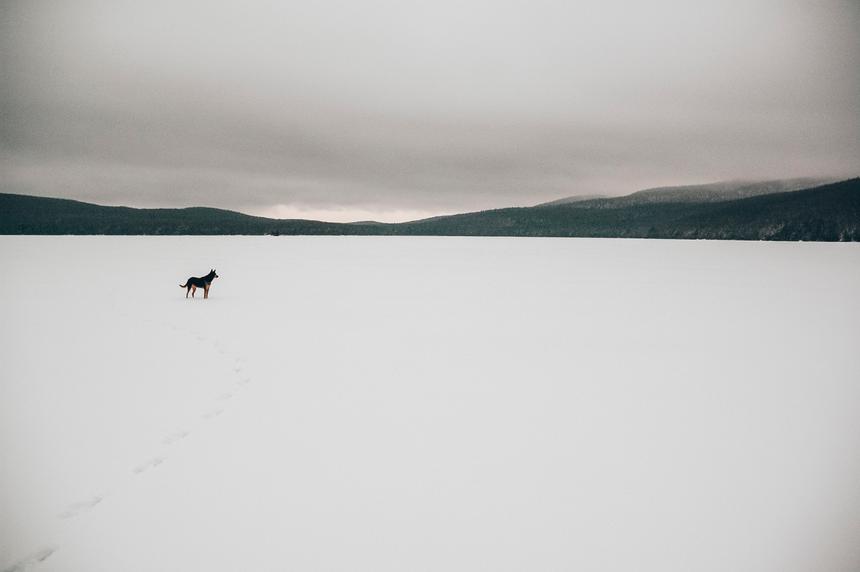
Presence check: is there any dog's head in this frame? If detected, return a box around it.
[210,269,219,279]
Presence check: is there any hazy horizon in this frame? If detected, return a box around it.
[2,174,852,224]
[2,0,859,222]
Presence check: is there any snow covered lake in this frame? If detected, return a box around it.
[2,236,859,571]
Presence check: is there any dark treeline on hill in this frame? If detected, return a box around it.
[1,178,858,241]
[0,197,357,236]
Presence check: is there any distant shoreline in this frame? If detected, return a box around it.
[2,178,858,241]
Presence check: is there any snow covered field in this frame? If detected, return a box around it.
[1,236,859,572]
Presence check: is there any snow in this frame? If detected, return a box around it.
[1,236,859,571]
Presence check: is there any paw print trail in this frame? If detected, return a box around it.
[1,547,57,572]
[2,323,257,571]
[57,497,103,520]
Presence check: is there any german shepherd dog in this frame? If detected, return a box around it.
[180,269,219,299]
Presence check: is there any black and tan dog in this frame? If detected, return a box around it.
[180,269,219,299]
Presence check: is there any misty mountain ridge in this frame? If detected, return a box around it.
[541,177,837,209]
[1,177,858,241]
[535,194,609,207]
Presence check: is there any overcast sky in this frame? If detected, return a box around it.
[2,0,858,221]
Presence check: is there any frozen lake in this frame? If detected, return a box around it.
[2,236,859,571]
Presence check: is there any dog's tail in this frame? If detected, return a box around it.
[179,282,188,288]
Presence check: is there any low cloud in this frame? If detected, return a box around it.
[2,0,858,219]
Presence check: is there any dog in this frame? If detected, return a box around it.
[180,269,219,299]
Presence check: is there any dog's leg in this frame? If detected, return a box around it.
[204,285,209,299]
[191,286,196,298]
[186,286,190,298]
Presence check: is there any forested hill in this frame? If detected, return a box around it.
[1,178,858,241]
[0,195,369,235]
[398,178,860,241]
[535,177,834,207]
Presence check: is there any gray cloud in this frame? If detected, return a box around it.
[2,0,859,220]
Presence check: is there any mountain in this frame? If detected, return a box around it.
[398,179,859,240]
[541,177,836,209]
[0,194,382,235]
[535,194,608,207]
[1,178,858,241]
